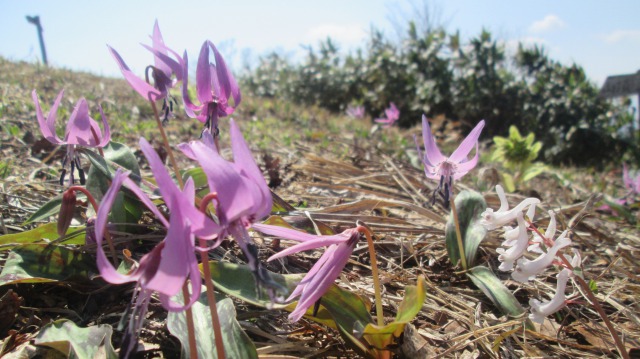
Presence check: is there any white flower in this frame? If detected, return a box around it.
[528,267,572,324]
[512,230,572,283]
[481,185,540,230]
[497,212,530,271]
[528,210,557,254]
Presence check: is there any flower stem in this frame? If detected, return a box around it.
[358,225,384,326]
[69,186,118,267]
[449,194,468,270]
[198,193,225,359]
[557,253,629,359]
[150,101,184,189]
[181,283,199,359]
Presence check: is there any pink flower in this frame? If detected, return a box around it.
[179,119,284,300]
[181,41,241,133]
[346,105,365,119]
[416,115,485,204]
[108,21,183,103]
[32,89,110,185]
[374,102,399,127]
[252,223,362,322]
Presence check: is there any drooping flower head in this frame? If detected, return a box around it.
[108,20,183,122]
[374,102,399,128]
[415,115,485,205]
[346,105,365,119]
[252,223,363,322]
[179,119,283,300]
[181,41,241,134]
[32,89,110,185]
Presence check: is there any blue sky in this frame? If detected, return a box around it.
[1,0,638,86]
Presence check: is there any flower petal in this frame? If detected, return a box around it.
[421,115,445,166]
[196,41,212,105]
[108,46,163,102]
[449,120,485,163]
[32,89,64,144]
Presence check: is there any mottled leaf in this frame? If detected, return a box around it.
[445,190,487,267]
[167,286,257,359]
[466,266,533,329]
[0,244,95,286]
[34,319,116,359]
[0,224,85,250]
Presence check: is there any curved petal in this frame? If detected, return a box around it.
[108,45,163,102]
[96,105,111,147]
[230,119,272,219]
[64,98,96,146]
[452,142,479,180]
[252,223,346,243]
[150,20,172,77]
[196,41,212,104]
[32,89,64,144]
[180,50,200,119]
[421,115,445,166]
[210,41,232,102]
[268,237,348,261]
[95,170,141,284]
[449,120,485,163]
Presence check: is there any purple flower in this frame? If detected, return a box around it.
[374,102,400,128]
[346,105,365,119]
[181,41,241,133]
[32,89,110,185]
[108,20,183,121]
[252,223,362,322]
[623,163,640,197]
[179,119,283,299]
[415,115,485,204]
[94,138,221,356]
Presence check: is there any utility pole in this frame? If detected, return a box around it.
[26,15,48,65]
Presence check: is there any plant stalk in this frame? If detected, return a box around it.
[198,194,225,359]
[359,225,384,327]
[181,283,199,359]
[450,194,468,270]
[150,101,184,189]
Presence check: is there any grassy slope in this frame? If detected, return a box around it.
[1,57,639,358]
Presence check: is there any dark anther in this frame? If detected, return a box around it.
[313,297,322,317]
[59,169,67,186]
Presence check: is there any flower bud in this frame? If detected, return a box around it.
[58,189,77,236]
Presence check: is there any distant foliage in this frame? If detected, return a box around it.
[240,23,637,166]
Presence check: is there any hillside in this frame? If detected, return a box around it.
[0,58,639,358]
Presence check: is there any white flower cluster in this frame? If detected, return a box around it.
[481,185,581,324]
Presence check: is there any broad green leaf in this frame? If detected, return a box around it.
[0,244,95,286]
[205,261,301,309]
[0,224,85,250]
[34,319,116,359]
[360,275,427,357]
[167,286,257,359]
[466,266,533,330]
[445,190,487,268]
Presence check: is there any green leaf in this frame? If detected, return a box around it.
[466,266,533,330]
[0,224,85,250]
[23,193,63,225]
[361,276,427,356]
[501,173,516,192]
[167,286,257,359]
[205,261,301,309]
[445,190,488,267]
[0,244,95,286]
[34,319,116,359]
[521,163,547,182]
[82,141,141,186]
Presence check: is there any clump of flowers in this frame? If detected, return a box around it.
[346,105,365,119]
[481,184,581,323]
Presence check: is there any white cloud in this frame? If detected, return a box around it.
[528,14,566,33]
[600,29,640,43]
[305,24,367,47]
